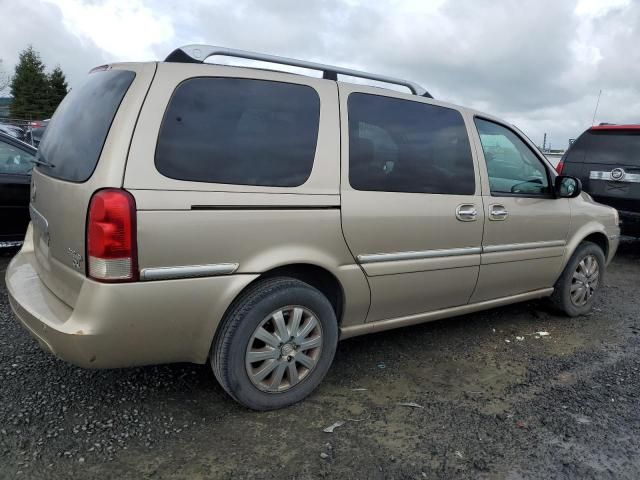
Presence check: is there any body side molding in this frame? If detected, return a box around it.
[357,240,566,265]
[140,263,239,281]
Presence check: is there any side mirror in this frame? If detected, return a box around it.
[555,175,582,198]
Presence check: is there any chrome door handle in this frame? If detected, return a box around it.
[456,204,478,222]
[489,204,508,221]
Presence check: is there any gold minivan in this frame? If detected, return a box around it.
[6,45,620,410]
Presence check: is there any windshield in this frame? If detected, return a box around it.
[37,69,135,182]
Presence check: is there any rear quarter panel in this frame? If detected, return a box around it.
[28,62,157,307]
[564,194,620,267]
[126,65,370,329]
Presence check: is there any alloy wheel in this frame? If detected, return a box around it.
[570,254,600,307]
[245,306,323,393]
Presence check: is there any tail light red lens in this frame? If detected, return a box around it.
[555,160,564,174]
[87,189,138,282]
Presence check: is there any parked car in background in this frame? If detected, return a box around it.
[0,131,36,247]
[0,122,28,143]
[559,124,640,237]
[6,45,620,410]
[29,119,50,147]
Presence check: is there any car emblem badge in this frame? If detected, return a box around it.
[67,248,84,269]
[610,168,625,181]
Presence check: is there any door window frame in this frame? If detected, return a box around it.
[347,92,477,196]
[473,115,557,199]
[339,84,482,197]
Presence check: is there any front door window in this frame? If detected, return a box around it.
[475,118,550,196]
[0,140,34,175]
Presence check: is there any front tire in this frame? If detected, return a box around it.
[211,277,338,410]
[551,241,605,317]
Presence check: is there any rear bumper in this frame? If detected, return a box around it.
[6,248,257,368]
[619,210,640,236]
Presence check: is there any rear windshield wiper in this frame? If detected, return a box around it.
[30,155,55,168]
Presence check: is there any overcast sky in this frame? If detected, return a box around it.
[0,0,638,149]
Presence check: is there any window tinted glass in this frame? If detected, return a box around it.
[155,78,320,187]
[582,130,640,165]
[563,134,588,164]
[475,118,550,196]
[37,70,135,182]
[0,140,34,175]
[348,94,474,195]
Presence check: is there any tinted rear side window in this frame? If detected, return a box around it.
[348,93,475,195]
[37,70,135,182]
[579,130,640,165]
[155,78,320,187]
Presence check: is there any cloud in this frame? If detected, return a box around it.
[0,0,637,148]
[0,0,109,92]
[42,0,174,60]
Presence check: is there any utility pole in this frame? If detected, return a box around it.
[542,133,547,151]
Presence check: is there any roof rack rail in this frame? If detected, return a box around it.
[165,44,432,98]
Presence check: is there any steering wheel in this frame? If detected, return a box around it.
[510,177,543,194]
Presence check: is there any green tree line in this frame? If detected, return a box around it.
[7,46,69,120]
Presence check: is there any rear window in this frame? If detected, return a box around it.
[37,69,136,182]
[155,78,320,187]
[570,130,640,165]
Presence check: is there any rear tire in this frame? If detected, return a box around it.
[550,241,605,317]
[211,277,338,410]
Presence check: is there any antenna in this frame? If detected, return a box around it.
[591,89,602,126]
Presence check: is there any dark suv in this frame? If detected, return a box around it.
[559,125,640,237]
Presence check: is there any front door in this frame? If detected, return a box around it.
[339,84,485,323]
[470,118,570,303]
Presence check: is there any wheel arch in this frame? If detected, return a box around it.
[217,263,346,332]
[257,263,345,325]
[580,231,609,258]
[562,224,610,275]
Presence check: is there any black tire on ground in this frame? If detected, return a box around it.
[550,241,606,317]
[211,277,338,411]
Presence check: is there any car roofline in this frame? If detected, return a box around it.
[589,124,640,131]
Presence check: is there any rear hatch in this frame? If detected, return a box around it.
[29,63,156,307]
[562,128,640,213]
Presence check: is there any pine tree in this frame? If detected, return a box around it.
[9,46,50,119]
[47,66,68,116]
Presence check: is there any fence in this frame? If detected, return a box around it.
[1,117,47,128]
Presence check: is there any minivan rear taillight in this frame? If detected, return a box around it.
[87,189,138,282]
[556,160,564,174]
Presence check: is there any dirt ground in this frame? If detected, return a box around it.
[1,240,639,479]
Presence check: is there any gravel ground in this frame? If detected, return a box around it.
[1,240,639,479]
